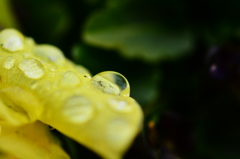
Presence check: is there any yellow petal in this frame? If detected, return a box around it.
[0,28,143,159]
[0,121,70,159]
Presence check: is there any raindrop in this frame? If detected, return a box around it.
[4,56,15,69]
[106,119,131,145]
[63,95,94,123]
[108,98,133,113]
[92,71,130,97]
[49,65,57,71]
[18,58,45,79]
[61,71,81,87]
[0,29,25,52]
[34,44,65,65]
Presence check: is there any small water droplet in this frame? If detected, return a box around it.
[0,29,25,52]
[61,71,81,87]
[4,56,15,69]
[49,65,57,71]
[92,71,130,97]
[22,52,30,58]
[63,96,94,123]
[18,58,45,79]
[108,98,133,113]
[34,44,65,65]
[106,119,131,145]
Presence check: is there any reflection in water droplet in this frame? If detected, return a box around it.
[18,58,45,79]
[61,71,81,87]
[108,98,133,113]
[106,119,131,146]
[63,96,93,123]
[0,29,25,52]
[4,56,15,69]
[92,71,130,97]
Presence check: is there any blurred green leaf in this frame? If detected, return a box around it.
[0,0,18,28]
[12,0,71,45]
[130,69,161,106]
[83,1,193,63]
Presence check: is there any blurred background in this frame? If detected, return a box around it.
[1,0,240,158]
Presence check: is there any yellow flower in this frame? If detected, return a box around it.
[0,28,143,159]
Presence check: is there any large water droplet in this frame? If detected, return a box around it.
[18,58,45,79]
[34,44,65,65]
[108,98,133,113]
[61,71,81,87]
[92,71,130,97]
[63,96,94,123]
[4,56,15,69]
[0,29,25,52]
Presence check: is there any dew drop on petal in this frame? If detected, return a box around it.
[22,52,30,58]
[0,29,25,52]
[61,71,81,87]
[108,98,133,113]
[49,65,57,71]
[34,44,65,65]
[4,56,15,69]
[92,71,130,97]
[106,119,131,146]
[63,96,94,123]
[18,58,45,79]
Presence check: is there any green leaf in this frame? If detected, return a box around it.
[83,1,193,63]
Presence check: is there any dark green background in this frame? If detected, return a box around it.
[2,0,240,158]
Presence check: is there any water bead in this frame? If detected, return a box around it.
[4,56,15,69]
[0,29,25,52]
[106,119,131,146]
[63,96,94,123]
[18,58,45,79]
[22,52,30,58]
[61,71,81,87]
[34,44,65,65]
[108,98,133,113]
[92,71,130,97]
[49,65,57,72]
